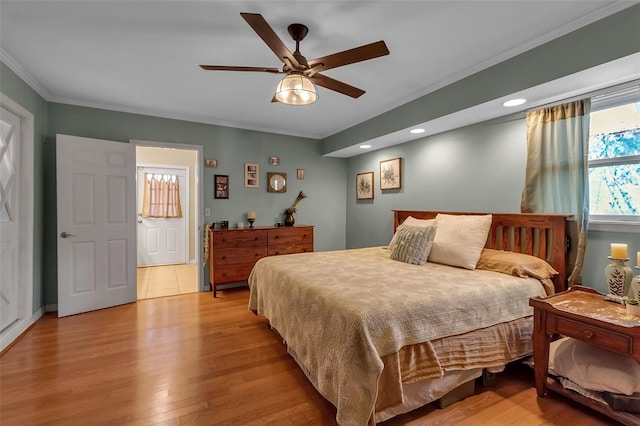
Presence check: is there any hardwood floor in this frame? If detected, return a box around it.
[0,288,614,425]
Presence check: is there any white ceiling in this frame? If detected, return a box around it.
[1,1,637,153]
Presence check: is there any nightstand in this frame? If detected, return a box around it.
[529,286,640,426]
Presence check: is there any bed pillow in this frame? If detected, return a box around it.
[388,217,435,253]
[476,249,558,295]
[549,337,640,396]
[476,248,558,280]
[427,214,492,269]
[390,224,437,265]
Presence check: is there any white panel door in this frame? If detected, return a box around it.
[136,165,187,266]
[0,107,21,331]
[57,134,136,317]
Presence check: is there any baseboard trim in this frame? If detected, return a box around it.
[45,304,58,312]
[0,307,44,354]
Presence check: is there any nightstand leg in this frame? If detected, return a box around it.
[532,309,549,397]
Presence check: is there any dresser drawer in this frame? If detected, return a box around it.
[268,242,314,256]
[213,247,267,265]
[213,230,268,248]
[209,226,313,296]
[555,316,633,355]
[213,264,256,284]
[268,227,314,246]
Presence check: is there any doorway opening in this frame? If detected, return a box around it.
[133,142,203,300]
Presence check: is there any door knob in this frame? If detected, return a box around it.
[137,219,143,223]
[60,232,76,238]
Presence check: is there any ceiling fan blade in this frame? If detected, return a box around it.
[200,65,282,73]
[310,73,365,99]
[240,13,301,69]
[308,41,389,72]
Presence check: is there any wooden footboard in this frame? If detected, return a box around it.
[393,210,571,293]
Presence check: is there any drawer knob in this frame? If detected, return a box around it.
[583,330,593,338]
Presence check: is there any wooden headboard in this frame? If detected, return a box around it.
[393,210,571,294]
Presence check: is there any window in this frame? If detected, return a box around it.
[588,86,640,232]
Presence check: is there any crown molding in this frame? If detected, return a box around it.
[366,1,638,124]
[0,49,52,101]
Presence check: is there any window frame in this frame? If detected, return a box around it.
[587,85,640,233]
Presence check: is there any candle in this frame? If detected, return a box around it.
[610,243,628,259]
[247,211,256,220]
[637,251,640,267]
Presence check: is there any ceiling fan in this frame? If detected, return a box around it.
[200,13,390,105]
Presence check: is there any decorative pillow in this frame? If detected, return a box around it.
[476,248,558,295]
[388,217,435,253]
[476,248,558,279]
[427,214,492,269]
[390,225,437,265]
[549,337,640,396]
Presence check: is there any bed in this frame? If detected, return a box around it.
[248,210,569,425]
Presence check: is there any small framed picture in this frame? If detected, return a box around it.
[267,172,287,193]
[297,168,305,180]
[244,163,259,188]
[214,174,229,199]
[356,172,374,200]
[380,157,402,190]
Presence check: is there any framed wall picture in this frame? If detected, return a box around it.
[356,172,374,200]
[380,157,402,190]
[214,174,229,199]
[244,163,259,188]
[267,172,287,192]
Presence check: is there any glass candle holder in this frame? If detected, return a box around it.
[605,256,632,297]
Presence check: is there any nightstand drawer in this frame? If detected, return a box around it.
[555,316,633,355]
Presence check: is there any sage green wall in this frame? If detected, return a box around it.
[323,4,640,154]
[0,61,47,314]
[347,115,527,248]
[44,103,347,305]
[583,232,640,294]
[346,114,640,294]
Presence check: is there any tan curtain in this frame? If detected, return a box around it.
[521,99,591,287]
[141,173,183,218]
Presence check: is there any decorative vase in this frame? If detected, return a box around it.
[631,267,640,300]
[605,257,633,297]
[284,212,295,227]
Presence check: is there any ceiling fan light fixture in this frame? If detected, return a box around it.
[275,72,318,105]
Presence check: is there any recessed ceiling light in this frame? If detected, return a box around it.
[360,144,372,149]
[410,128,425,134]
[503,98,526,107]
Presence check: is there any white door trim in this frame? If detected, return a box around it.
[136,163,190,266]
[0,92,36,352]
[131,139,203,291]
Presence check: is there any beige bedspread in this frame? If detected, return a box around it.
[248,247,547,426]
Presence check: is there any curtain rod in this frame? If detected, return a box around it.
[529,78,640,111]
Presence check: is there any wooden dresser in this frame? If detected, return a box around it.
[209,225,314,297]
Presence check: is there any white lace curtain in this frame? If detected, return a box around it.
[141,173,183,218]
